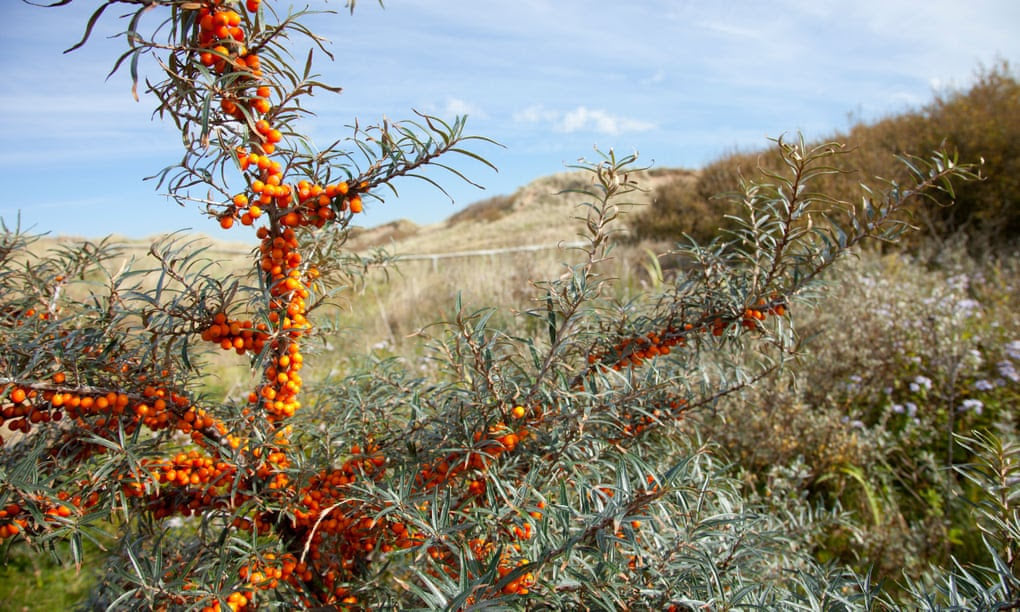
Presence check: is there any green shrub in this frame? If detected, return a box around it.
[2,2,1013,610]
[701,244,1020,583]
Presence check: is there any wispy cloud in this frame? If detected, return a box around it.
[512,105,559,125]
[514,105,655,135]
[438,97,487,119]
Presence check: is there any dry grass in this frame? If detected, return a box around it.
[346,168,688,254]
[310,170,677,368]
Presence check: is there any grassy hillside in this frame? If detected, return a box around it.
[630,62,1020,250]
[345,168,691,254]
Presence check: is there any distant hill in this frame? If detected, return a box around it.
[38,168,691,262]
[344,168,696,255]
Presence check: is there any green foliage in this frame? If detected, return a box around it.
[1,2,1016,610]
[700,242,1020,586]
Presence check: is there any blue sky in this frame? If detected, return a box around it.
[1,0,1018,240]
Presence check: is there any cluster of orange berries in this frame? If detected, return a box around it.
[612,398,688,441]
[1,382,56,436]
[198,552,317,611]
[193,0,368,432]
[415,415,531,494]
[424,501,543,601]
[228,440,566,607]
[224,146,366,230]
[239,553,310,591]
[287,445,400,598]
[459,539,537,597]
[129,450,241,518]
[252,445,291,491]
[497,558,537,596]
[249,409,543,603]
[250,340,304,422]
[591,296,789,373]
[249,227,311,421]
[0,490,103,541]
[195,4,259,80]
[1,373,225,448]
[199,237,312,421]
[0,503,27,539]
[1,305,51,326]
[740,297,787,330]
[198,1,366,233]
[201,312,269,354]
[595,328,688,371]
[200,590,255,612]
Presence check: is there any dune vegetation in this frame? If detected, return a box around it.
[1,1,1017,608]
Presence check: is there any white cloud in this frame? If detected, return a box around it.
[512,105,559,124]
[558,107,656,135]
[514,105,655,135]
[441,97,487,119]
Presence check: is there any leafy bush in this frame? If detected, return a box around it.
[700,245,1020,584]
[2,2,1014,611]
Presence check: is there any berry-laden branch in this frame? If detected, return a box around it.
[2,1,496,609]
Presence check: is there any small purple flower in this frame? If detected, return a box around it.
[973,379,995,391]
[959,399,983,415]
[954,298,981,316]
[1006,340,1020,362]
[998,360,1019,383]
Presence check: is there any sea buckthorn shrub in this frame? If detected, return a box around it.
[1,1,1009,609]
